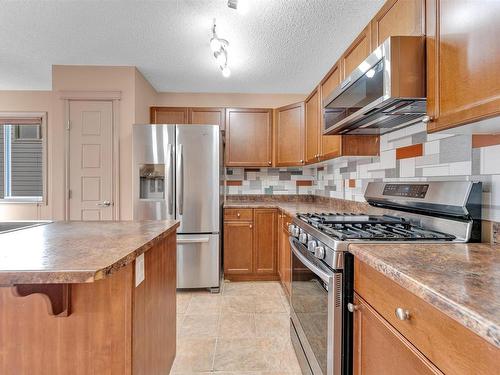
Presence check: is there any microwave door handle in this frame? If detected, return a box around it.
[289,237,332,283]
[167,144,174,216]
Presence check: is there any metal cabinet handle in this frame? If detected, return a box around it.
[347,303,359,313]
[237,212,241,217]
[422,115,433,123]
[395,307,411,321]
[268,161,272,165]
[300,159,304,163]
[249,224,253,229]
[96,201,112,207]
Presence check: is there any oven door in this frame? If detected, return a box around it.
[289,237,343,375]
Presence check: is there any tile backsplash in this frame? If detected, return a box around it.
[226,122,500,222]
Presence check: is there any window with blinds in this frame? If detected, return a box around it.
[0,115,44,201]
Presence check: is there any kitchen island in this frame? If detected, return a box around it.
[0,220,179,375]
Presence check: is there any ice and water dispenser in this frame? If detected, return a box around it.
[139,164,165,200]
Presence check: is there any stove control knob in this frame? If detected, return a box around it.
[292,227,300,238]
[314,245,326,259]
[288,224,294,234]
[299,232,308,244]
[307,240,317,253]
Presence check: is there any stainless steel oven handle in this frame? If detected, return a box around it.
[289,237,332,283]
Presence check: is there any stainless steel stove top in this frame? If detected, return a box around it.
[297,212,456,241]
[289,181,482,270]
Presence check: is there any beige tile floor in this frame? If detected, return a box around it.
[171,281,302,375]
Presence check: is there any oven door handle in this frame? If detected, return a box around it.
[289,237,333,283]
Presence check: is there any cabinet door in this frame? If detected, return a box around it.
[188,107,225,130]
[353,294,443,375]
[320,63,343,160]
[277,212,284,279]
[341,24,372,80]
[371,0,425,47]
[281,214,292,295]
[426,0,500,132]
[225,108,273,167]
[305,89,320,164]
[275,103,305,166]
[223,221,253,275]
[150,107,188,124]
[253,209,278,275]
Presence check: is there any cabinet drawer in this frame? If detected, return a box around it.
[354,259,499,375]
[224,208,253,221]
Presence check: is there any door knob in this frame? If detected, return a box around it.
[347,303,359,312]
[268,161,272,165]
[395,307,410,321]
[422,115,433,123]
[96,201,112,207]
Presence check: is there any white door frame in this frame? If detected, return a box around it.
[60,91,121,221]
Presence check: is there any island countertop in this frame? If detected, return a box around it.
[0,220,179,285]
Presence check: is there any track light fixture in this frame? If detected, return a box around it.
[210,19,231,78]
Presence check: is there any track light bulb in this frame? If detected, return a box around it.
[210,37,222,52]
[222,66,231,78]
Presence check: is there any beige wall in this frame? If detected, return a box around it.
[135,69,158,123]
[0,66,306,221]
[155,92,305,109]
[52,65,138,220]
[0,91,53,220]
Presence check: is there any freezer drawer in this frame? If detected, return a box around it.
[177,234,220,289]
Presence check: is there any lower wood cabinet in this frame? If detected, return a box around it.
[223,208,278,281]
[223,220,253,275]
[353,294,442,375]
[354,258,500,375]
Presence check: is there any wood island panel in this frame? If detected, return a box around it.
[0,230,177,375]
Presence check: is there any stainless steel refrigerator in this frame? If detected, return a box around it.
[133,124,222,292]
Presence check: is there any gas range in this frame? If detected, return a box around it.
[289,181,482,270]
[289,181,482,375]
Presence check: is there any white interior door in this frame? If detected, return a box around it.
[68,100,114,221]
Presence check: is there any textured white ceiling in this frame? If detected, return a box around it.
[0,0,384,93]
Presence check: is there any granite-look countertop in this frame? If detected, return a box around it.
[224,199,371,217]
[0,220,179,285]
[349,243,500,349]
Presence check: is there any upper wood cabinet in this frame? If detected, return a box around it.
[371,0,425,47]
[150,106,225,128]
[305,89,321,163]
[341,24,372,80]
[150,107,188,124]
[188,107,225,130]
[275,102,305,166]
[426,0,500,132]
[225,108,273,167]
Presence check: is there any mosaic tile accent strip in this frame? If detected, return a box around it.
[396,143,423,159]
[225,167,315,195]
[226,120,500,222]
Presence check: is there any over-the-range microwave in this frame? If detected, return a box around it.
[323,36,426,136]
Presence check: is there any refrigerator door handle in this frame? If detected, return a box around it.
[167,143,174,216]
[177,237,210,244]
[178,144,184,215]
